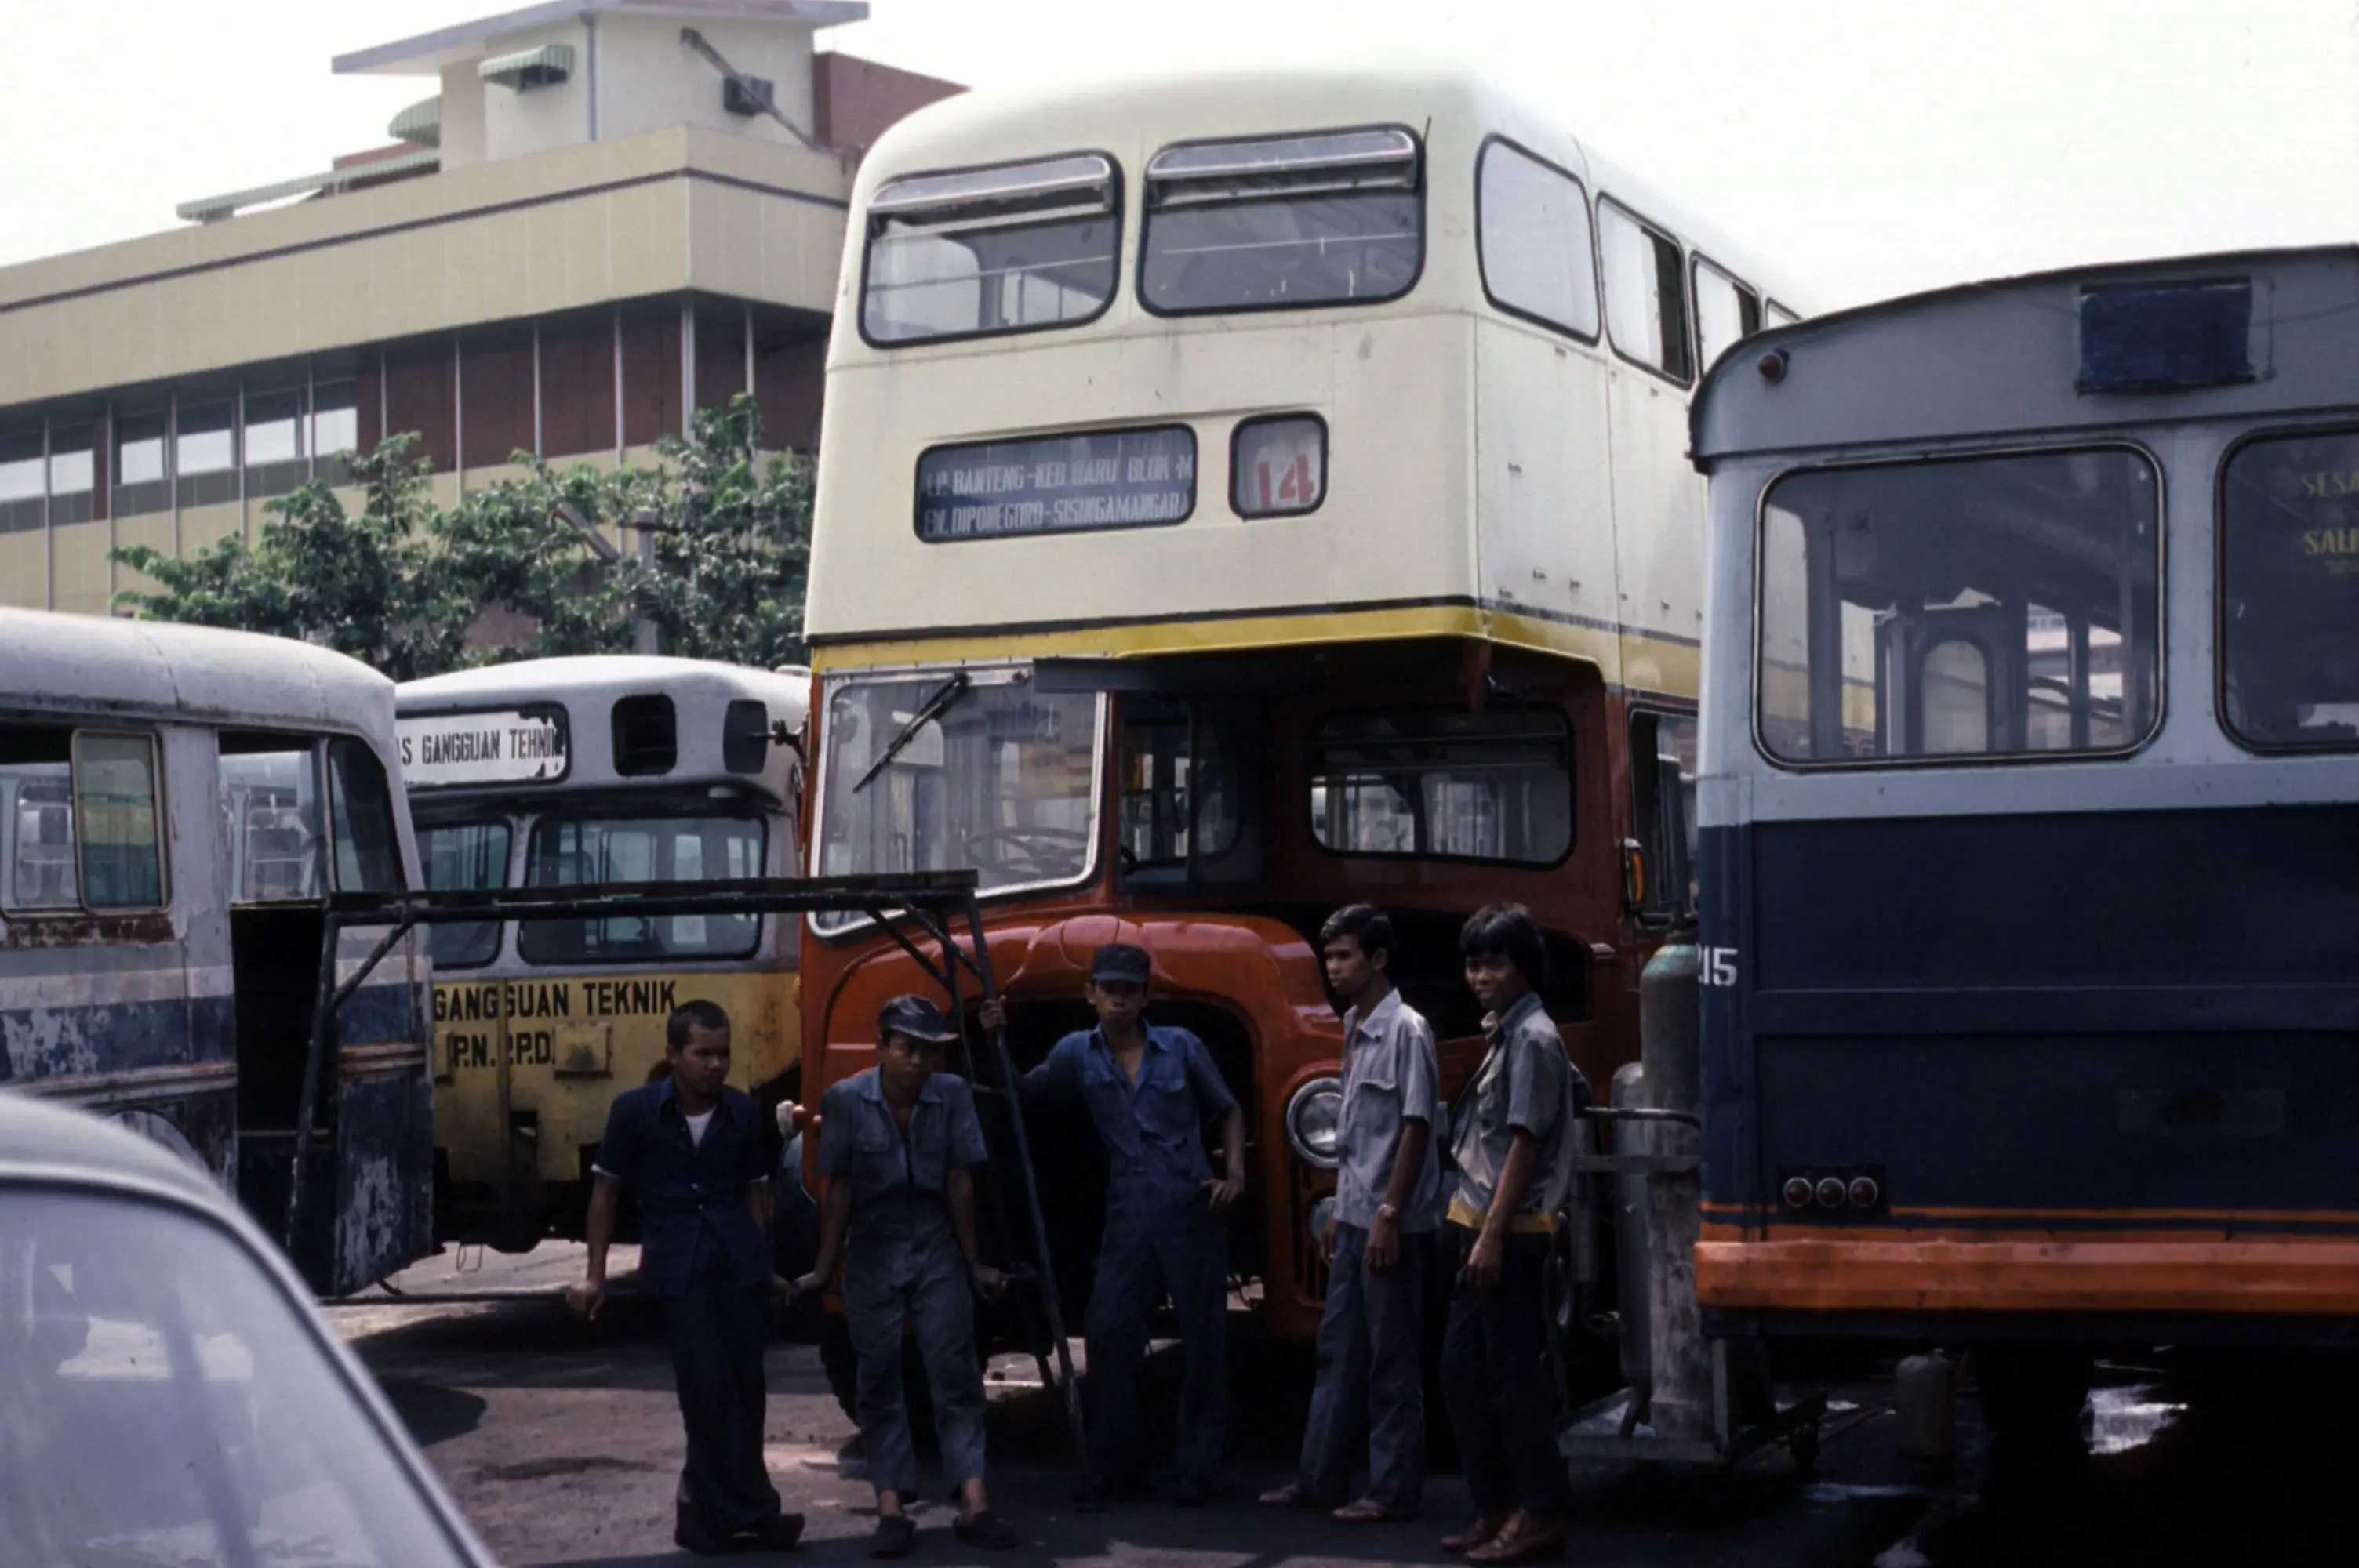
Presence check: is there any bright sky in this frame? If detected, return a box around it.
[1,0,2353,309]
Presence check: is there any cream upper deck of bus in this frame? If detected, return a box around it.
[806,63,1816,701]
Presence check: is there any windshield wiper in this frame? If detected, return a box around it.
[852,673,973,793]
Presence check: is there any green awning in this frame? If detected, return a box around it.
[175,148,441,224]
[389,95,442,148]
[478,42,575,90]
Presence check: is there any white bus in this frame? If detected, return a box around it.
[798,62,1816,1348]
[396,656,809,1250]
[0,608,433,1295]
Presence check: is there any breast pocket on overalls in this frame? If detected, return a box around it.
[853,1120,903,1192]
[907,1110,950,1192]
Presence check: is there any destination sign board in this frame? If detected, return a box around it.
[398,707,569,789]
[915,426,1197,541]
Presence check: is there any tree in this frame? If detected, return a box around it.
[112,435,471,681]
[110,396,814,677]
[616,397,814,670]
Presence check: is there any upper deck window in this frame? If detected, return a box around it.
[1600,200,1692,383]
[860,153,1121,346]
[1475,140,1598,340]
[2220,428,2359,750]
[1692,256,1762,376]
[1757,448,2161,765]
[1140,127,1423,315]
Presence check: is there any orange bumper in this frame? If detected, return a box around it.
[1696,1236,2359,1316]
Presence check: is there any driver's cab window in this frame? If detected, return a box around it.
[1118,698,1261,886]
[1627,711,1696,922]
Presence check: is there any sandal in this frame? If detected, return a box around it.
[870,1514,918,1559]
[1335,1497,1417,1523]
[1259,1483,1325,1508]
[1441,1515,1509,1554]
[954,1510,1018,1551]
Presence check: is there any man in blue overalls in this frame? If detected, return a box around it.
[1019,942,1245,1508]
[569,1000,803,1557]
[797,994,1016,1557]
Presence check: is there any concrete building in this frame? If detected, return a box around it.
[0,1,958,616]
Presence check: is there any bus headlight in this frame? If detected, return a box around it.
[1285,1076,1344,1169]
[1231,415,1327,517]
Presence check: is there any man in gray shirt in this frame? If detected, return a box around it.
[1261,905,1441,1521]
[1439,903,1582,1565]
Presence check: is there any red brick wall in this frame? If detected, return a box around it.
[812,52,963,156]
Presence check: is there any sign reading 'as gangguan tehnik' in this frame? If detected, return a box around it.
[398,707,570,789]
[915,426,1198,541]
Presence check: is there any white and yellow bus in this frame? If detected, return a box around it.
[798,63,1815,1346]
[395,656,809,1250]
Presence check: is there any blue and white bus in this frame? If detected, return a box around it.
[1688,248,2359,1430]
[0,609,434,1295]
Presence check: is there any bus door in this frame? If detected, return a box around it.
[223,731,431,1294]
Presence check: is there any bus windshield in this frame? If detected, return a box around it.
[814,674,1100,933]
[417,819,511,969]
[1141,128,1423,314]
[1757,448,2161,763]
[517,815,764,964]
[2220,428,2359,749]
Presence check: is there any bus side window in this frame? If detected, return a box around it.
[1627,712,1696,921]
[70,731,167,910]
[1692,256,1761,376]
[219,733,324,904]
[329,739,404,893]
[2,725,77,910]
[1599,199,1693,384]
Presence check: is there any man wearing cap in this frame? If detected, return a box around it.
[795,996,1016,1556]
[1019,942,1246,1508]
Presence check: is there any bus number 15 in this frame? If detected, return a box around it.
[1700,946,1739,988]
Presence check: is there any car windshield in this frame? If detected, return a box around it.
[814,673,1100,934]
[1,1188,474,1567]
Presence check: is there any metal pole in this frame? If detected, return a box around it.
[959,893,1087,1461]
[285,914,347,1269]
[1640,940,1710,1441]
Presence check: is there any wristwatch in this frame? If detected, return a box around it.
[1376,1202,1400,1221]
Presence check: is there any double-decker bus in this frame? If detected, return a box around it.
[0,608,434,1296]
[396,656,809,1250]
[800,64,1812,1346]
[1689,248,2359,1434]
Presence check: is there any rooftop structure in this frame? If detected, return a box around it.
[0,2,958,619]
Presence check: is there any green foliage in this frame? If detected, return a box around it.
[109,396,812,680]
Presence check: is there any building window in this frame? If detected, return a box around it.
[242,387,307,499]
[175,400,237,509]
[48,425,93,525]
[113,412,169,517]
[0,428,41,535]
[311,379,358,485]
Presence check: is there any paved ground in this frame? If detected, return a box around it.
[333,1247,2359,1568]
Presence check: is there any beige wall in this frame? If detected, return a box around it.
[595,13,817,149]
[0,530,45,612]
[479,21,593,165]
[438,60,489,169]
[0,126,848,408]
